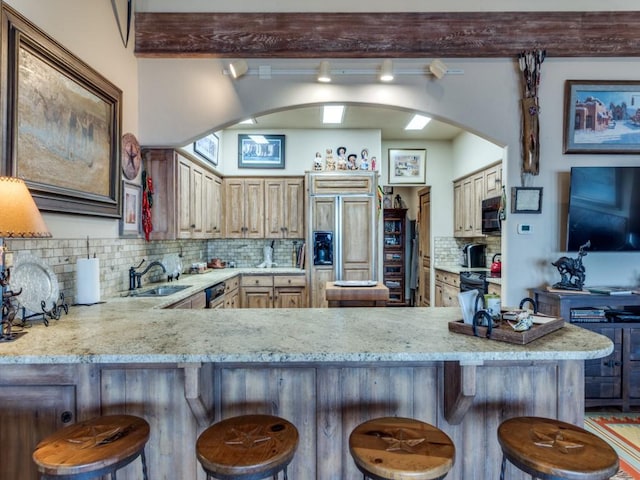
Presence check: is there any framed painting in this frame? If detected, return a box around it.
[563,80,640,154]
[2,6,122,217]
[194,132,219,166]
[388,148,426,184]
[238,134,285,168]
[120,181,141,237]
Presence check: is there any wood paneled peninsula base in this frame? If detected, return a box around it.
[0,300,612,480]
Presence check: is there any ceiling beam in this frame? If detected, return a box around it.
[134,11,640,58]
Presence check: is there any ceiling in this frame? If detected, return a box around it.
[224,105,463,141]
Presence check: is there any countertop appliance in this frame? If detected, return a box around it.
[481,195,502,235]
[460,243,486,268]
[490,253,502,276]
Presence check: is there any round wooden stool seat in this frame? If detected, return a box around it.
[32,414,150,479]
[497,416,619,480]
[196,414,299,480]
[349,417,455,480]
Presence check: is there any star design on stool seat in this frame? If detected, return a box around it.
[380,428,426,453]
[225,425,272,449]
[531,427,584,454]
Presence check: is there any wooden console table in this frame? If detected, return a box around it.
[534,288,640,411]
[325,282,389,307]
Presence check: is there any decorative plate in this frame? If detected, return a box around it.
[10,252,59,313]
[161,253,182,278]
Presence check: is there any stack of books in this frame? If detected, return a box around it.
[570,307,607,323]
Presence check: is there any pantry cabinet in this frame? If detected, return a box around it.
[383,208,408,306]
[453,161,502,238]
[143,148,222,240]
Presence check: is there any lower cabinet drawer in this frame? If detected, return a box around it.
[241,275,274,287]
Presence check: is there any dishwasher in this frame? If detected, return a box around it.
[205,282,226,309]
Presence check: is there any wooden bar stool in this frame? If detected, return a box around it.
[32,414,150,480]
[349,417,455,480]
[497,416,619,480]
[196,414,299,480]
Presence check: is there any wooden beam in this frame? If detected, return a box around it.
[135,11,640,58]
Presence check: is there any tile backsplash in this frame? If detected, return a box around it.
[434,236,501,268]
[4,237,305,304]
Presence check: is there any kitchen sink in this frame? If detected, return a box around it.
[131,285,192,297]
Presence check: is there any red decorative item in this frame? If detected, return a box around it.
[142,171,153,241]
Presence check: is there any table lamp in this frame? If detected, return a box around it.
[0,176,51,340]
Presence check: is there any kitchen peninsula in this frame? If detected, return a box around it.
[0,273,611,480]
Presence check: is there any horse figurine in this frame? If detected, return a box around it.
[551,241,590,291]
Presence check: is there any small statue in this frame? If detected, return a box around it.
[325,148,336,171]
[347,154,358,170]
[313,152,323,171]
[371,156,377,171]
[551,241,590,291]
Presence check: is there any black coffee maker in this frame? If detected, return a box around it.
[313,231,333,265]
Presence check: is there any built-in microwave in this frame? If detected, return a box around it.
[481,196,502,235]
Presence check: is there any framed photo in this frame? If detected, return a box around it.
[238,134,285,168]
[388,148,426,184]
[563,80,640,154]
[194,132,219,166]
[2,7,122,217]
[120,181,141,237]
[511,187,543,214]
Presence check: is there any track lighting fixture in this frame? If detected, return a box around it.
[429,59,448,79]
[379,59,394,82]
[317,61,332,83]
[229,60,249,79]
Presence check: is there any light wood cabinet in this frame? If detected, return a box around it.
[453,161,502,238]
[167,290,207,309]
[224,178,265,238]
[265,178,304,238]
[206,173,223,238]
[143,148,222,240]
[241,274,306,308]
[224,275,240,308]
[418,188,431,306]
[434,269,460,307]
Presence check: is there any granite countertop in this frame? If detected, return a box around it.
[0,266,611,365]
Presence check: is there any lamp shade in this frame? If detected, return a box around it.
[0,177,50,238]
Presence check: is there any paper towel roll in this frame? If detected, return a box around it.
[76,258,100,305]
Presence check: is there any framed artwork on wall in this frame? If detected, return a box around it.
[120,181,141,237]
[194,132,219,167]
[511,187,543,214]
[2,7,122,217]
[238,134,285,168]
[388,148,426,185]
[563,80,640,154]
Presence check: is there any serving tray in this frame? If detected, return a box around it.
[448,317,564,345]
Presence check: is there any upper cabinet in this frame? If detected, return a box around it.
[143,148,223,240]
[225,177,305,239]
[453,161,502,238]
[224,178,265,238]
[265,178,304,239]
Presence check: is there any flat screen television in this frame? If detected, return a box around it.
[566,166,640,251]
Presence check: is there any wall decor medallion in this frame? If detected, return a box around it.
[121,133,141,180]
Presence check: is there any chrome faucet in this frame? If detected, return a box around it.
[128,259,166,290]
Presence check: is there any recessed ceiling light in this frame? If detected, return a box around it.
[323,105,345,124]
[239,118,256,124]
[405,114,432,130]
